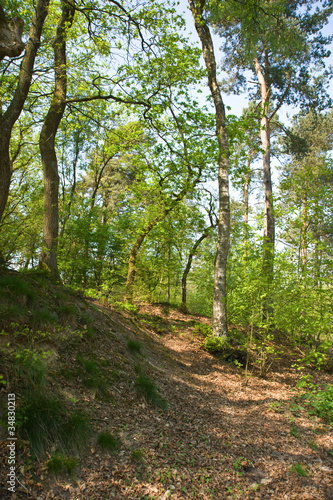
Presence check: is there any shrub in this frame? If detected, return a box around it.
[18,390,90,456]
[303,384,333,422]
[18,391,66,455]
[47,453,78,476]
[127,339,143,354]
[134,369,168,410]
[201,335,228,353]
[193,323,213,338]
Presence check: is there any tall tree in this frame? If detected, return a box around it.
[209,0,333,281]
[188,0,230,337]
[0,0,50,224]
[39,0,75,279]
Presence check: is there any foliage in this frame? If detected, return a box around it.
[301,384,333,423]
[201,336,228,353]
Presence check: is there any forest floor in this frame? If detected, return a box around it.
[0,278,333,500]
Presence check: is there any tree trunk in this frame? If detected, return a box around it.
[0,5,25,61]
[314,199,321,287]
[166,244,171,303]
[0,0,50,224]
[181,229,211,313]
[189,0,230,337]
[301,194,308,274]
[254,54,275,281]
[244,167,250,251]
[39,0,75,280]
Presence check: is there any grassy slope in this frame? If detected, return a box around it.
[0,269,332,500]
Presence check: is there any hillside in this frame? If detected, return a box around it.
[0,270,332,500]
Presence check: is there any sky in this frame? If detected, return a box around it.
[175,1,333,240]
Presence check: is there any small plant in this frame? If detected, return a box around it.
[114,301,139,314]
[47,453,78,476]
[134,369,168,410]
[77,353,103,389]
[307,440,319,450]
[296,374,315,389]
[127,339,143,354]
[268,401,283,412]
[14,348,47,388]
[290,426,300,438]
[233,456,250,474]
[291,463,308,477]
[130,448,145,462]
[47,453,64,475]
[97,432,120,453]
[77,354,99,375]
[201,335,228,353]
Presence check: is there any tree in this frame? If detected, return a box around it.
[39,0,75,280]
[124,101,215,300]
[188,0,231,337]
[180,191,217,312]
[0,0,50,224]
[209,0,333,281]
[279,109,333,282]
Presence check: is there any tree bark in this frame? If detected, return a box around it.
[39,0,75,280]
[0,0,50,224]
[301,194,308,274]
[189,0,230,337]
[0,5,25,61]
[254,54,275,281]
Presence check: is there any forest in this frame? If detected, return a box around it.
[0,0,333,499]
